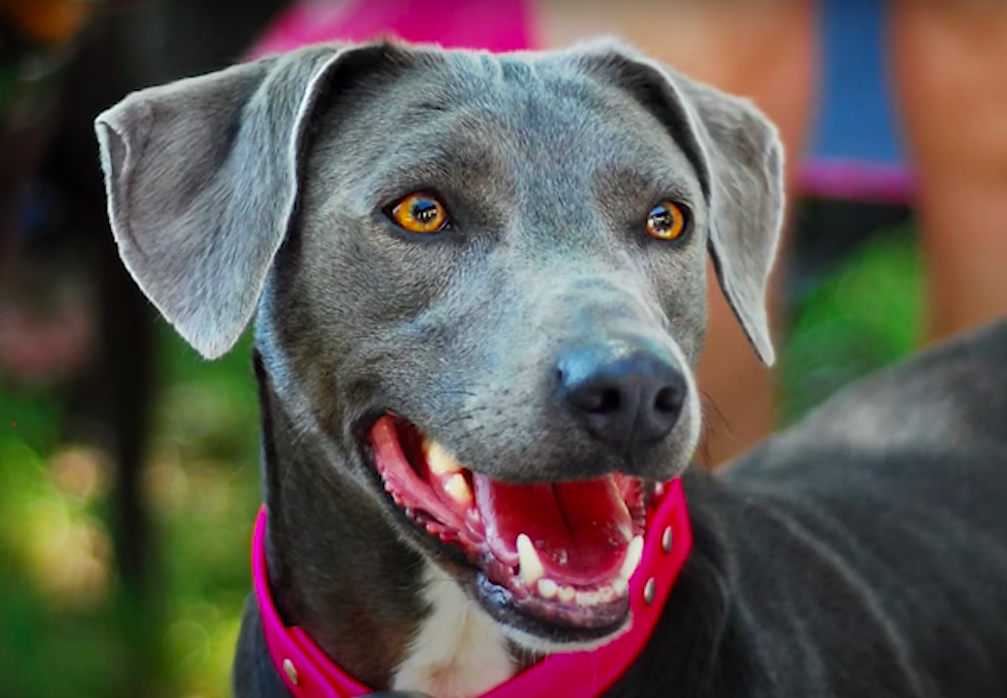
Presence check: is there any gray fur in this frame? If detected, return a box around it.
[573,41,783,364]
[95,38,1007,698]
[97,43,399,358]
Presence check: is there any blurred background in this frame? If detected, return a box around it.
[0,1,1003,696]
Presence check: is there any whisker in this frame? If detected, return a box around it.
[696,390,731,468]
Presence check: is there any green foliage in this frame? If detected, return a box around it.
[0,438,127,697]
[0,323,261,698]
[779,228,923,425]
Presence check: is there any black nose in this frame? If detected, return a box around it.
[557,345,687,452]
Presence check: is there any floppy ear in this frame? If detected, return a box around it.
[96,42,405,359]
[575,42,785,365]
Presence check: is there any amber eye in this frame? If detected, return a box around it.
[389,193,448,234]
[645,201,688,241]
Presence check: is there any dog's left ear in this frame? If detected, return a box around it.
[576,42,785,365]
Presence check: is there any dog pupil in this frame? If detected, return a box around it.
[413,200,436,223]
[652,207,671,229]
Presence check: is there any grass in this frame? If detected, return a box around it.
[0,328,261,698]
[780,225,923,424]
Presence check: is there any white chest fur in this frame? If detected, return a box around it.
[392,565,516,698]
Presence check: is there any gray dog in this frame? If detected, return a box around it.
[95,39,1007,698]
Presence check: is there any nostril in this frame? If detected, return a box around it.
[570,385,623,414]
[654,385,684,415]
[588,387,622,415]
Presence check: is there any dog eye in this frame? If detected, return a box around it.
[388,193,449,234]
[645,201,688,241]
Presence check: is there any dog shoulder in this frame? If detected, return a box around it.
[770,320,1007,459]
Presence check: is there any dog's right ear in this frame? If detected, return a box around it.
[96,42,408,359]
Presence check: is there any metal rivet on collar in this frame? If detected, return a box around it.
[283,658,299,686]
[643,577,656,605]
[662,525,674,553]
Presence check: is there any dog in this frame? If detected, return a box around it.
[94,39,1007,698]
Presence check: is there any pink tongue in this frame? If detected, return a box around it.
[472,474,633,586]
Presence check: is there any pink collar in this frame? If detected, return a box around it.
[252,478,692,698]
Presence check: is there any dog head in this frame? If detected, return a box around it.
[96,39,782,650]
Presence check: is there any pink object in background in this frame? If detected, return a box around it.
[247,0,532,60]
[799,160,916,204]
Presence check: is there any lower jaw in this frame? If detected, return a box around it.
[399,508,636,643]
[473,573,631,647]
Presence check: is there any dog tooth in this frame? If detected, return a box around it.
[575,590,601,607]
[558,585,576,603]
[619,535,644,581]
[426,440,462,476]
[612,578,629,596]
[517,533,545,586]
[443,472,473,505]
[598,585,616,603]
[537,578,558,600]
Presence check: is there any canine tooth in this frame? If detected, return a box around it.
[443,472,473,505]
[599,585,616,603]
[425,440,462,476]
[558,585,576,603]
[576,590,601,607]
[620,535,644,581]
[537,579,558,599]
[613,578,629,596]
[517,533,545,586]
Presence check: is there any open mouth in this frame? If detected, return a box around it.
[368,415,648,636]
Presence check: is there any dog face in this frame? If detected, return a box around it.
[96,41,783,649]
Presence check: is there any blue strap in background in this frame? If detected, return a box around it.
[811,0,906,167]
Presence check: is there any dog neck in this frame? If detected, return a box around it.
[255,357,521,694]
